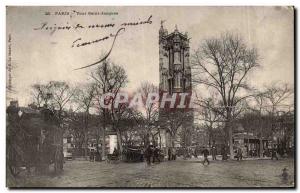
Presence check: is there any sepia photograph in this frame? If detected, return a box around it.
[6,6,295,188]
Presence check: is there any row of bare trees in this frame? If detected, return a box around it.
[191,33,294,158]
[30,59,175,163]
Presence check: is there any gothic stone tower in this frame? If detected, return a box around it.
[159,24,192,93]
[158,23,193,148]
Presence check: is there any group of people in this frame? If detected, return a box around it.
[89,149,101,162]
[167,147,177,161]
[89,144,282,165]
[144,145,161,166]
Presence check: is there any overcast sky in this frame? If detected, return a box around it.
[6,6,294,106]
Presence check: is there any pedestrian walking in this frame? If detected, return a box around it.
[236,147,243,161]
[171,147,176,160]
[281,167,289,184]
[202,147,210,165]
[89,149,95,162]
[113,147,119,157]
[271,148,279,160]
[95,149,101,161]
[168,147,171,161]
[144,145,153,166]
[187,147,192,159]
[194,148,198,158]
[183,147,188,160]
[211,145,217,160]
[221,145,228,161]
[153,146,160,163]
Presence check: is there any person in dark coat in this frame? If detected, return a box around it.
[211,145,217,160]
[171,147,177,160]
[202,148,210,165]
[194,148,198,158]
[113,147,119,157]
[153,146,160,163]
[236,147,243,161]
[221,145,228,161]
[89,149,95,162]
[168,147,171,161]
[144,145,153,166]
[281,167,289,184]
[271,148,279,160]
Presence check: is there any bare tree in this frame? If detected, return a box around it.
[264,82,293,114]
[263,82,293,151]
[194,94,223,147]
[121,112,145,147]
[240,82,293,157]
[137,82,159,146]
[47,81,75,173]
[192,32,259,158]
[159,110,191,148]
[91,59,128,159]
[72,83,96,158]
[30,81,75,173]
[31,83,52,108]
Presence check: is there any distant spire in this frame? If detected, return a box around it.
[175,25,178,32]
[159,20,166,36]
[161,20,165,27]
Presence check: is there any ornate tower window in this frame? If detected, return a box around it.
[174,52,179,64]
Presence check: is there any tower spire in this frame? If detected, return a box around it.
[161,20,165,28]
[159,20,166,39]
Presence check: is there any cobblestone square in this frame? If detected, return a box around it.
[12,158,295,188]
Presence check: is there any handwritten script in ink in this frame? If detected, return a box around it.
[33,15,153,69]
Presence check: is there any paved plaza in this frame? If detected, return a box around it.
[11,157,295,188]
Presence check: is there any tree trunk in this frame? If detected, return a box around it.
[101,126,106,160]
[225,108,234,160]
[158,130,162,149]
[208,123,213,148]
[151,133,156,147]
[116,129,123,158]
[259,119,263,158]
[208,131,212,148]
[54,127,63,174]
[171,134,175,148]
[228,124,234,159]
[84,113,89,160]
[259,138,263,158]
[84,132,88,160]
[145,133,150,147]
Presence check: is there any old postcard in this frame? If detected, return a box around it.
[6,6,295,188]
